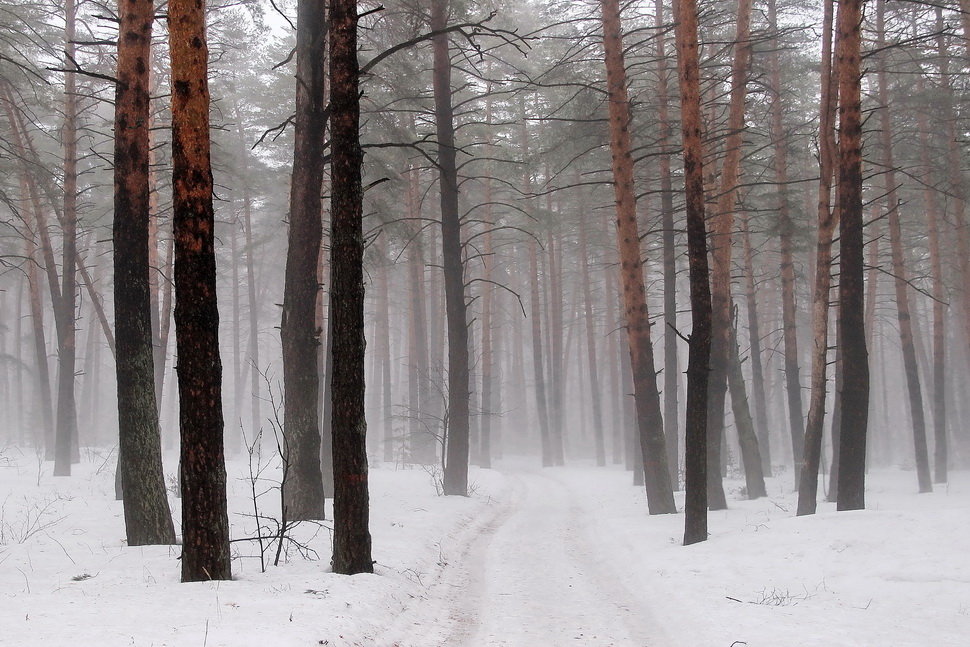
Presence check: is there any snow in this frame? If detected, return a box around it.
[1,446,968,646]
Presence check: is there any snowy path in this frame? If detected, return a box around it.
[380,466,668,647]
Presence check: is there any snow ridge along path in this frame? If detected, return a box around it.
[380,464,668,647]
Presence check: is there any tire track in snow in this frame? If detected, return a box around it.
[381,466,669,646]
[377,474,524,646]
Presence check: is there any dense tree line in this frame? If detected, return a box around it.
[1,0,968,577]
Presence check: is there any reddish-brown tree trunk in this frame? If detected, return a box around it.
[601,0,674,513]
[169,0,231,581]
[834,0,869,512]
[798,0,839,516]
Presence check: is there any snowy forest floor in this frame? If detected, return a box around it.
[0,446,968,646]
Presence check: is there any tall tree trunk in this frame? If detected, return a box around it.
[767,0,806,484]
[834,0,869,512]
[601,0,674,514]
[114,0,176,545]
[655,0,680,488]
[676,0,713,544]
[329,0,372,574]
[169,0,231,581]
[797,0,839,516]
[281,0,327,521]
[874,0,931,493]
[54,0,80,475]
[705,0,754,508]
[432,0,471,496]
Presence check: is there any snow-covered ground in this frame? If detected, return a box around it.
[1,446,967,646]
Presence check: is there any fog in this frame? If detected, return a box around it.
[1,0,968,644]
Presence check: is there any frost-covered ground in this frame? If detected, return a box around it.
[0,445,967,646]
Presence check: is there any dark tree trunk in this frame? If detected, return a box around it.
[834,0,869,512]
[281,0,327,521]
[113,0,176,545]
[329,0,373,574]
[169,0,231,582]
[431,0,471,496]
[601,0,674,514]
[677,0,713,545]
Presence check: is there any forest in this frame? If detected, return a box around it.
[0,0,968,644]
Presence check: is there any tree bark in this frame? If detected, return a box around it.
[281,0,327,521]
[834,0,869,512]
[798,0,839,516]
[329,0,373,574]
[601,0,674,514]
[114,0,176,545]
[169,0,231,582]
[676,0,713,544]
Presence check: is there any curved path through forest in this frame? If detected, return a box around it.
[379,465,669,647]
